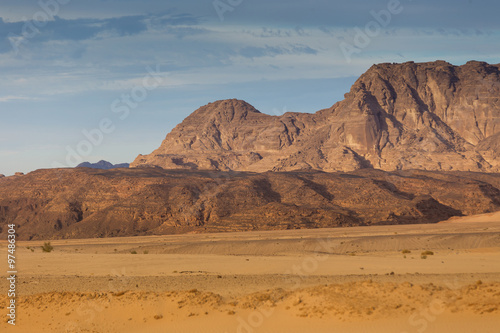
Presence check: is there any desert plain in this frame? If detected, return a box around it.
[1,212,500,333]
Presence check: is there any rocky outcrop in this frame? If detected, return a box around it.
[77,160,130,169]
[131,61,500,172]
[1,168,499,240]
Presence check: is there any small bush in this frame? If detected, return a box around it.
[131,250,137,254]
[42,242,53,253]
[143,250,149,254]
[421,255,427,259]
[421,250,434,256]
[402,249,411,254]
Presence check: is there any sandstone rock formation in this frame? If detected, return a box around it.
[131,61,500,172]
[2,60,500,240]
[1,168,499,240]
[77,160,130,170]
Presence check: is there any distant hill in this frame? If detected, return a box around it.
[77,160,129,170]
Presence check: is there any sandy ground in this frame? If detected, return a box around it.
[1,213,500,332]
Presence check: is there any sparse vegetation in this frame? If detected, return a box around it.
[42,242,53,253]
[421,250,434,256]
[421,255,427,259]
[130,250,137,254]
[402,249,411,254]
[143,250,149,254]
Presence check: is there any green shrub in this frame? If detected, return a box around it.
[131,250,137,254]
[42,242,53,253]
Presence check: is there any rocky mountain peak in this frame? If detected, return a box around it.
[131,61,500,173]
[181,99,262,127]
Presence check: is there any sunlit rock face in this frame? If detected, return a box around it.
[131,61,500,173]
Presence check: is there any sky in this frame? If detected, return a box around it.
[0,0,499,176]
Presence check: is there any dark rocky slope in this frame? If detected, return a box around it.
[1,168,499,240]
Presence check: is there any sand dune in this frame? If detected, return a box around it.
[440,210,500,224]
[1,218,499,332]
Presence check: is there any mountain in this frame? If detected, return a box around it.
[131,60,500,172]
[1,167,499,240]
[77,160,130,169]
[2,60,500,240]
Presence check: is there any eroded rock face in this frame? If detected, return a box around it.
[131,61,500,172]
[0,168,499,240]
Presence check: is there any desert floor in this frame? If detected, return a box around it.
[1,212,500,332]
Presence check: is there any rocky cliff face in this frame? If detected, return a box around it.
[131,61,500,172]
[1,168,500,240]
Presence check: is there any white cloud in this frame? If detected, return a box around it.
[0,95,41,102]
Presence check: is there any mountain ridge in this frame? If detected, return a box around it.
[77,160,130,170]
[131,60,500,172]
[2,60,500,240]
[1,167,499,240]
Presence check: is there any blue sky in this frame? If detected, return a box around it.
[1,0,499,175]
